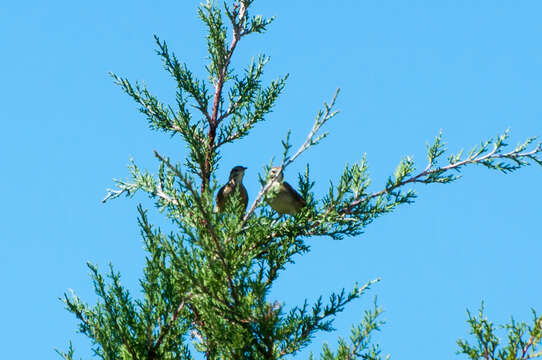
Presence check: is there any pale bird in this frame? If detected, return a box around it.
[266,166,306,215]
[215,166,248,213]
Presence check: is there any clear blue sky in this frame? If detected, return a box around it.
[2,1,541,359]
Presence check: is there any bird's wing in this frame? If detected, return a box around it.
[240,184,249,210]
[282,181,306,207]
[215,184,227,211]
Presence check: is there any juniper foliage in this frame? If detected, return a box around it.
[457,304,542,360]
[60,1,542,359]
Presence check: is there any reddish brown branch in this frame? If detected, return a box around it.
[202,4,247,193]
[152,299,187,356]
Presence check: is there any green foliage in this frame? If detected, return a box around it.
[457,304,542,360]
[61,1,542,359]
[309,299,387,360]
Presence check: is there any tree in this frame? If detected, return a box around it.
[59,1,542,359]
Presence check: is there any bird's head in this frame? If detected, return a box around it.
[229,166,247,182]
[268,166,284,182]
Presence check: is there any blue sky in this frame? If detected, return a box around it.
[2,1,541,359]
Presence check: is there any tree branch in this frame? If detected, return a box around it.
[203,3,249,193]
[241,89,340,224]
[342,140,542,214]
[152,298,188,353]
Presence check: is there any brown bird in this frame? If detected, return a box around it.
[266,166,306,215]
[215,166,248,213]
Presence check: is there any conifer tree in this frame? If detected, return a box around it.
[59,1,542,359]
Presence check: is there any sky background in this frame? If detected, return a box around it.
[2,1,542,359]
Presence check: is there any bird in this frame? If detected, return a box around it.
[215,166,248,213]
[265,166,306,215]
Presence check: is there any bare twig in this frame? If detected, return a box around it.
[241,89,340,224]
[102,187,129,203]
